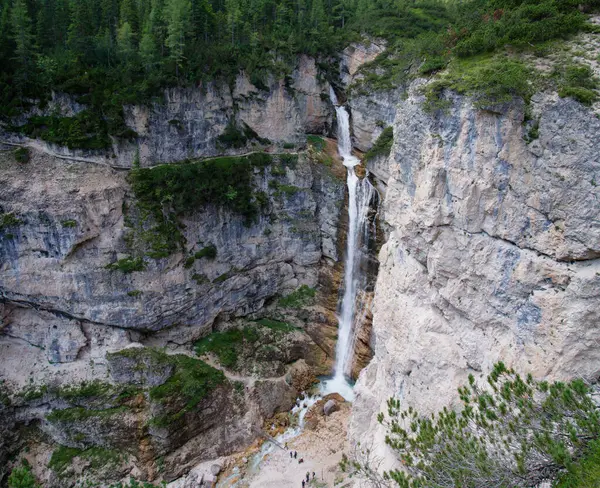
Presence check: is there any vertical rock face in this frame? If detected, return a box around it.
[0,147,347,484]
[1,56,332,168]
[351,84,600,467]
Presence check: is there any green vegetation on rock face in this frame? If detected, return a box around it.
[46,406,127,423]
[554,440,600,487]
[346,362,600,488]
[423,56,533,111]
[7,462,38,488]
[0,213,22,230]
[147,352,226,427]
[364,127,393,161]
[556,63,600,106]
[129,155,267,230]
[13,147,29,163]
[195,319,297,369]
[278,285,316,308]
[353,0,600,106]
[105,256,146,273]
[122,153,279,262]
[49,446,123,474]
[195,327,260,368]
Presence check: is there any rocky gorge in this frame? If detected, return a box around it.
[1,28,600,488]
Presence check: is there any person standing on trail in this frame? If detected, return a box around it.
[312,472,315,479]
[290,451,293,459]
[306,472,310,482]
[302,480,305,488]
[294,451,297,459]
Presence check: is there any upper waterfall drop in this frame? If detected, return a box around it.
[322,87,378,402]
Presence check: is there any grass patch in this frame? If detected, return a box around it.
[278,285,316,308]
[195,328,260,368]
[148,353,226,427]
[61,219,77,228]
[307,135,326,152]
[46,406,126,423]
[105,256,146,273]
[365,127,394,161]
[424,56,533,111]
[57,381,114,400]
[49,446,123,474]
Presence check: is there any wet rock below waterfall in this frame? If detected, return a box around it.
[323,399,340,416]
[304,393,346,430]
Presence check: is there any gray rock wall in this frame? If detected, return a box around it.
[1,56,332,168]
[350,84,600,469]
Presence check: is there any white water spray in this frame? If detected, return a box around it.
[322,87,377,401]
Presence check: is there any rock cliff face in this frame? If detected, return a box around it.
[1,55,331,168]
[350,83,600,467]
[0,146,346,485]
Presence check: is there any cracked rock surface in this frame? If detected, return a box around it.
[351,84,600,469]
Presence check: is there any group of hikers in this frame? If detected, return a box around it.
[288,450,304,463]
[301,471,316,487]
[284,445,316,486]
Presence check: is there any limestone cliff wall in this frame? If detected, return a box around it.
[1,55,331,168]
[0,148,346,484]
[350,83,600,467]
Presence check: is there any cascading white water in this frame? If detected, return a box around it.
[322,87,377,401]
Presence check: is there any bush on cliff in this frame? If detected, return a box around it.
[347,362,600,488]
[8,462,38,488]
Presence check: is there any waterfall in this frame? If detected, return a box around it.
[322,87,378,401]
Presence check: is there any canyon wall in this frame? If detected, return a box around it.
[350,83,600,468]
[0,147,346,485]
[1,55,331,168]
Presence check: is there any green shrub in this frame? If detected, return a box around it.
[555,439,600,487]
[283,142,296,149]
[192,273,209,284]
[556,63,599,105]
[365,127,394,162]
[13,147,30,163]
[128,155,266,229]
[0,213,22,230]
[11,111,112,150]
[105,256,146,273]
[194,245,217,260]
[278,285,316,308]
[127,290,142,297]
[279,154,298,167]
[351,362,600,488]
[61,219,77,228]
[8,462,38,488]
